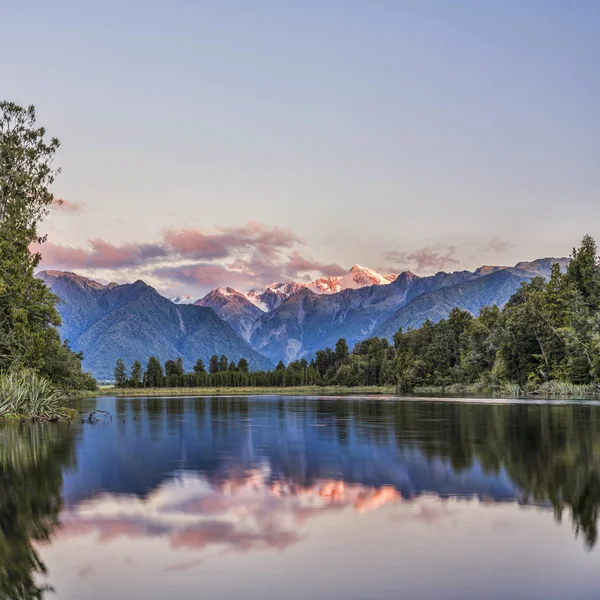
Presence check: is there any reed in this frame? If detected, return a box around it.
[0,371,65,419]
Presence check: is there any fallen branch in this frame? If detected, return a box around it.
[85,410,112,424]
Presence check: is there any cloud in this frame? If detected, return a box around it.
[35,239,168,269]
[159,559,203,574]
[153,263,251,289]
[485,239,515,254]
[51,198,84,213]
[384,246,460,273]
[284,252,346,279]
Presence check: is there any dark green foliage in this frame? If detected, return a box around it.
[193,358,206,374]
[114,359,127,387]
[165,358,184,377]
[143,356,164,387]
[219,354,228,373]
[130,360,142,387]
[0,101,95,390]
[237,358,249,372]
[209,355,219,374]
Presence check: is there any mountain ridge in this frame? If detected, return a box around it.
[38,271,273,379]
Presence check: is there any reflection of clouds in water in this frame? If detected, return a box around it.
[390,497,461,526]
[158,558,203,573]
[55,470,405,555]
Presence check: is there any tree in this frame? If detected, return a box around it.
[228,360,237,372]
[143,356,164,387]
[209,354,219,374]
[335,338,349,362]
[237,358,249,372]
[276,360,286,371]
[193,358,206,374]
[130,360,142,387]
[114,359,127,387]
[165,358,184,377]
[219,354,228,372]
[566,234,600,310]
[0,101,93,388]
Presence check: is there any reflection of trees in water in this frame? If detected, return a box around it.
[0,424,76,599]
[200,398,600,549]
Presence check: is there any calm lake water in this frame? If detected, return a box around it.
[3,395,600,599]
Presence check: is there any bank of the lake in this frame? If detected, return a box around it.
[80,381,600,400]
[92,385,397,397]
[0,406,80,423]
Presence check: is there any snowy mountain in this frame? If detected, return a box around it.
[169,295,195,304]
[245,282,306,312]
[195,287,264,341]
[307,265,397,294]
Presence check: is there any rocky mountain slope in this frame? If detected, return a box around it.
[248,258,568,364]
[195,287,264,341]
[38,271,273,379]
[39,257,568,373]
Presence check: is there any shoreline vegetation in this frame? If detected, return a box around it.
[84,380,600,400]
[0,102,98,422]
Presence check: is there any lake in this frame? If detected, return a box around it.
[2,395,600,599]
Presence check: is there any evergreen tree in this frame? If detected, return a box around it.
[237,358,249,372]
[143,356,164,387]
[130,360,142,387]
[219,354,228,372]
[114,359,128,387]
[193,358,206,374]
[209,354,219,374]
[165,358,184,377]
[228,360,237,372]
[335,338,349,363]
[276,360,286,371]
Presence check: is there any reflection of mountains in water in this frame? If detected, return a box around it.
[60,397,600,549]
[63,397,523,506]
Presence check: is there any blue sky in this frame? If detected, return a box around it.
[4,1,600,294]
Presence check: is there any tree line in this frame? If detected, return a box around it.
[115,235,600,392]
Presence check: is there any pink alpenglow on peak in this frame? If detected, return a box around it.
[307,265,397,295]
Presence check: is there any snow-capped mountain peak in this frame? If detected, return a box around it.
[308,265,397,295]
[169,295,195,304]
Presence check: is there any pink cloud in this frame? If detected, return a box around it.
[51,198,84,213]
[384,246,460,273]
[285,251,345,278]
[163,229,229,260]
[153,263,251,288]
[35,239,167,269]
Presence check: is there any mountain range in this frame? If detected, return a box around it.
[38,271,273,380]
[38,259,568,378]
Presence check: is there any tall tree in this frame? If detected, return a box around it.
[114,359,127,387]
[219,354,228,372]
[237,358,249,372]
[209,354,219,374]
[143,356,164,387]
[0,101,93,387]
[335,338,349,362]
[193,358,206,374]
[130,360,142,387]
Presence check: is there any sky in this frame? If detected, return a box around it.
[4,1,600,295]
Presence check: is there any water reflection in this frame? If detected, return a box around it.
[0,424,75,599]
[3,397,600,598]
